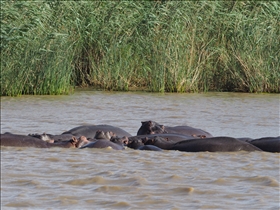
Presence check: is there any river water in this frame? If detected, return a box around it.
[1,91,279,209]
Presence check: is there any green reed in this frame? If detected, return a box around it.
[1,1,279,96]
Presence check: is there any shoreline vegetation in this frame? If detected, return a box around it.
[1,1,279,96]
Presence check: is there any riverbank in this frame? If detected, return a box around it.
[1,1,279,96]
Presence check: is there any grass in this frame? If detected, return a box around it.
[1,1,279,96]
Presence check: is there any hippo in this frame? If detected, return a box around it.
[119,136,164,151]
[169,137,262,152]
[77,134,127,150]
[142,136,262,152]
[0,133,78,148]
[141,136,177,150]
[80,140,125,150]
[48,137,78,148]
[137,145,163,151]
[75,136,91,148]
[130,133,201,144]
[247,136,280,153]
[28,133,74,142]
[126,138,145,149]
[1,133,50,148]
[110,136,129,145]
[126,136,177,150]
[62,124,132,139]
[74,130,116,144]
[94,130,116,140]
[137,121,212,137]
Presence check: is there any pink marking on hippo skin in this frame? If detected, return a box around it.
[46,139,55,143]
[75,136,90,148]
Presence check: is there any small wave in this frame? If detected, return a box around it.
[107,201,131,208]
[64,176,107,185]
[44,157,60,162]
[240,176,279,187]
[170,187,195,194]
[14,179,41,188]
[94,185,133,193]
[113,176,148,187]
[56,196,79,205]
[211,178,229,185]
[162,174,183,181]
[4,201,36,208]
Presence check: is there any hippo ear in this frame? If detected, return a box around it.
[72,136,78,142]
[123,139,128,145]
[80,136,87,141]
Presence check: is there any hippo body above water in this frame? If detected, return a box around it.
[0,133,77,148]
[247,136,280,153]
[137,121,212,138]
[142,136,262,152]
[62,125,132,139]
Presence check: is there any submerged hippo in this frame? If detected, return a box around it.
[110,136,129,145]
[126,138,145,149]
[142,136,262,152]
[1,133,50,148]
[28,133,74,142]
[74,130,116,144]
[122,136,164,151]
[137,121,212,137]
[126,135,178,150]
[1,133,78,148]
[75,134,127,150]
[137,145,163,151]
[75,136,91,148]
[129,133,201,145]
[62,124,132,139]
[247,136,280,153]
[80,140,125,150]
[94,130,116,140]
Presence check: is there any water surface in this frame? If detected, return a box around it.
[1,91,279,209]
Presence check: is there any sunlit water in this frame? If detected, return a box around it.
[1,91,279,209]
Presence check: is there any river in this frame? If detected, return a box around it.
[1,91,279,209]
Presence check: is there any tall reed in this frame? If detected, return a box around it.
[1,1,279,96]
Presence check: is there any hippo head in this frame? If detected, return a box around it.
[126,138,145,149]
[142,136,173,149]
[69,136,79,148]
[137,121,166,135]
[110,136,129,145]
[94,130,116,140]
[141,136,157,145]
[75,136,90,148]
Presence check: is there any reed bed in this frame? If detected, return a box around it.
[1,1,279,96]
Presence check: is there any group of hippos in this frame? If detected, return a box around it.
[1,121,279,153]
